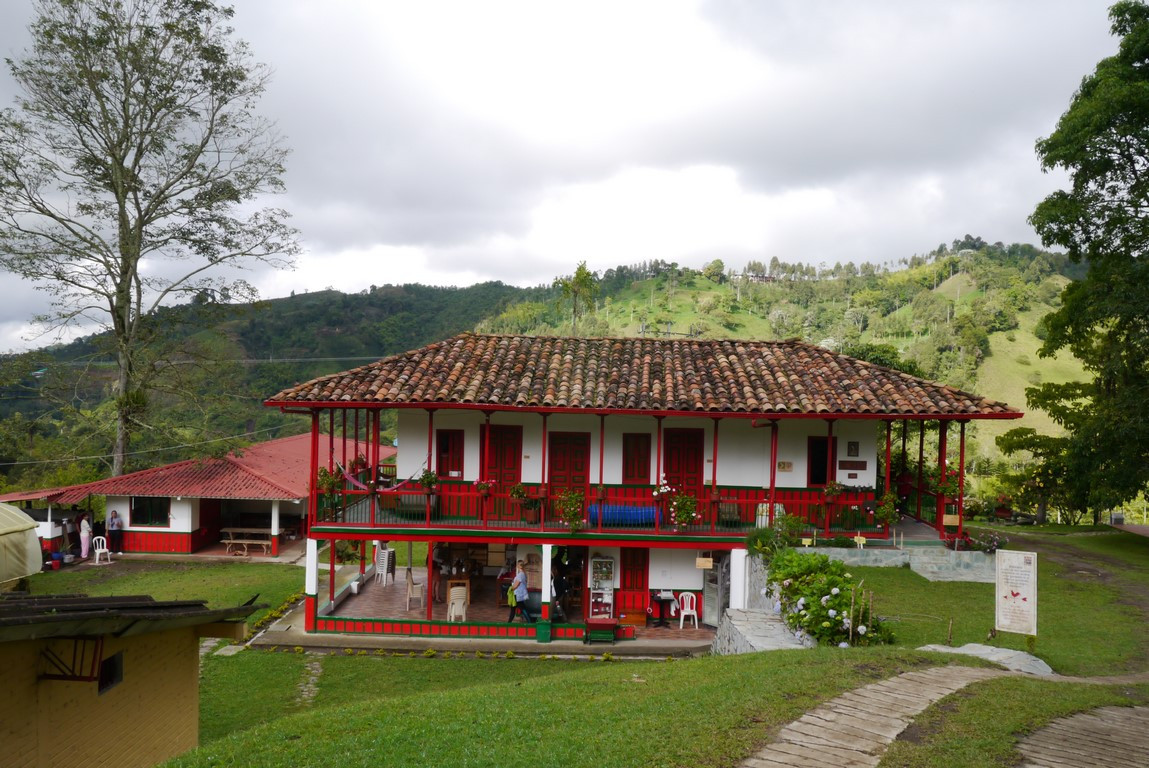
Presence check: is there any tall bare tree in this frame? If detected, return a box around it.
[0,0,298,474]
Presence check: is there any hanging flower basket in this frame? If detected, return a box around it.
[554,488,585,533]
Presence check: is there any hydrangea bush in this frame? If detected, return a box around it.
[767,549,894,647]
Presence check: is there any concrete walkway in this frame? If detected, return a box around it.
[738,666,1005,768]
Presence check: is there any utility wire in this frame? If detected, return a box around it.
[0,425,293,467]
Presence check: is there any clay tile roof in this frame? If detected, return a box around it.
[266,333,1019,418]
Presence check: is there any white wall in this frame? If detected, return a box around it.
[772,421,878,490]
[649,549,705,591]
[111,495,195,532]
[396,410,881,490]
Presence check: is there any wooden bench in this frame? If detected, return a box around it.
[221,527,274,556]
[225,538,272,556]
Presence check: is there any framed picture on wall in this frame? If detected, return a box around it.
[847,441,859,457]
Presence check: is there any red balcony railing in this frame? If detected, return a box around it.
[313,482,885,538]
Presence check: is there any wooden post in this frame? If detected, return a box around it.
[768,420,779,526]
[958,421,967,538]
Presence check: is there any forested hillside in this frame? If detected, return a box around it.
[0,237,1080,491]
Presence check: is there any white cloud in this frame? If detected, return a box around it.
[0,0,1122,351]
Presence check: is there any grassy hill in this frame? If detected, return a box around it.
[1,243,1088,483]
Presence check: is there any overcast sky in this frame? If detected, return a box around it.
[0,0,1122,351]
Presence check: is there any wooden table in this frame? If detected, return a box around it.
[446,577,471,604]
[221,527,273,556]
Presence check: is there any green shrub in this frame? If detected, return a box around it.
[745,515,807,565]
[768,549,894,647]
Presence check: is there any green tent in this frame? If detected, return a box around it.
[0,502,42,585]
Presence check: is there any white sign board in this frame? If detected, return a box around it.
[995,550,1037,635]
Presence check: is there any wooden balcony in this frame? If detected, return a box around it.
[311,484,886,539]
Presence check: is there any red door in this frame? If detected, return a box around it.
[484,425,522,490]
[663,428,704,497]
[548,433,591,494]
[617,548,649,625]
[483,425,522,520]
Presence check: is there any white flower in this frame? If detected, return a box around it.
[760,587,769,596]
[839,642,849,648]
[828,609,837,618]
[796,597,805,608]
[858,625,867,635]
[831,587,840,595]
[842,617,851,628]
[820,595,830,606]
[844,573,852,578]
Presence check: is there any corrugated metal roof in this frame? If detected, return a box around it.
[0,593,259,642]
[0,433,396,505]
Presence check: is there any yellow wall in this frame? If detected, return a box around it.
[0,628,200,768]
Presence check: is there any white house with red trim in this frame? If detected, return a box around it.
[266,333,1021,643]
[1,434,396,556]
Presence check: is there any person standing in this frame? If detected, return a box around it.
[507,560,533,623]
[78,512,92,559]
[107,510,124,554]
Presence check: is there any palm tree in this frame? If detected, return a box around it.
[553,261,599,335]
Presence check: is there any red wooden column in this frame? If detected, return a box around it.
[540,413,549,528]
[957,421,967,538]
[307,410,320,536]
[935,421,948,533]
[824,419,835,537]
[483,412,492,527]
[370,410,380,526]
[768,420,779,526]
[654,416,664,533]
[915,421,925,521]
[598,414,606,487]
[425,409,435,527]
[711,417,720,532]
[884,421,892,495]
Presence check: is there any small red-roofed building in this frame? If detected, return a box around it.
[0,434,396,556]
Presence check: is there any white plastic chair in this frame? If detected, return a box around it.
[92,536,112,565]
[678,591,698,629]
[374,545,394,585]
[447,586,467,622]
[406,568,425,611]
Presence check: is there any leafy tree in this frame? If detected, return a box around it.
[702,258,726,283]
[839,342,925,377]
[552,261,598,335]
[1018,0,1149,510]
[0,0,298,474]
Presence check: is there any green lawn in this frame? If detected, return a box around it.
[27,560,303,629]
[172,648,986,768]
[54,530,1146,766]
[881,677,1149,768]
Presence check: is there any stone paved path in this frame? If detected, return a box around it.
[739,666,1006,768]
[1016,706,1149,767]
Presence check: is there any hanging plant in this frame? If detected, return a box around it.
[822,480,846,500]
[315,467,342,494]
[925,466,960,500]
[668,491,700,530]
[874,491,900,527]
[554,488,585,533]
[418,469,439,492]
